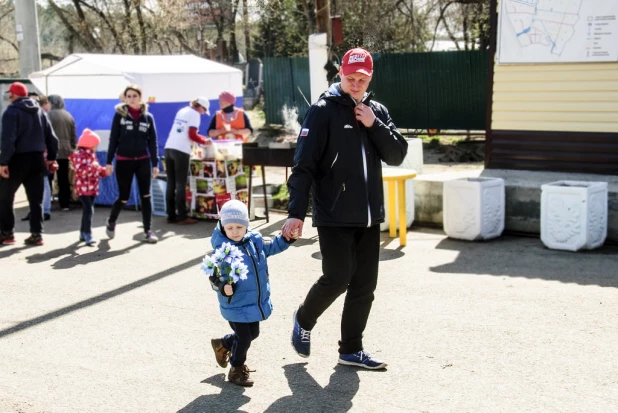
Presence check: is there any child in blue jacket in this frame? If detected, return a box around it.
[208,200,294,386]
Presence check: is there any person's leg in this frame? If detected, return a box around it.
[80,195,94,234]
[23,153,46,236]
[228,321,258,367]
[107,160,135,236]
[339,224,380,354]
[43,174,51,216]
[164,149,177,221]
[226,321,257,386]
[249,322,260,343]
[135,158,153,234]
[0,155,29,239]
[57,159,71,209]
[173,151,191,221]
[221,321,237,351]
[296,226,357,330]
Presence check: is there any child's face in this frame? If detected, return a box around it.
[224,223,247,242]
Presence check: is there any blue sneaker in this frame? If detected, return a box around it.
[79,232,85,242]
[338,351,387,370]
[291,310,311,358]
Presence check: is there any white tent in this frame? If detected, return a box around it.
[29,54,243,102]
[28,54,243,153]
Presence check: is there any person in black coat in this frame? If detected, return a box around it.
[0,82,59,246]
[282,48,408,370]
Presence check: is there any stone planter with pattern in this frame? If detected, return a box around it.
[443,177,505,241]
[540,181,608,252]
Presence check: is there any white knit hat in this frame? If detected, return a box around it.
[220,200,249,227]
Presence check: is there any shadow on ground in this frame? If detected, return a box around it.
[0,256,203,339]
[180,363,361,413]
[430,234,618,288]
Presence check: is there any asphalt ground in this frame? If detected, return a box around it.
[1,176,617,413]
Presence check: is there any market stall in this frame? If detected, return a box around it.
[28,54,244,206]
[185,140,249,219]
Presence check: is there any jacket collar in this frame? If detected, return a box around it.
[322,83,373,107]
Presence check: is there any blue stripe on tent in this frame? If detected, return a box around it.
[64,97,243,206]
[64,99,217,156]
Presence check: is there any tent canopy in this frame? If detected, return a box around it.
[29,54,243,101]
[28,54,244,155]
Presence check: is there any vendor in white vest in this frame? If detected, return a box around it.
[164,97,212,225]
[207,91,253,142]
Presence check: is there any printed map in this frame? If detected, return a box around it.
[498,0,618,63]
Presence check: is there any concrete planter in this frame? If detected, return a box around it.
[541,181,608,251]
[443,177,505,241]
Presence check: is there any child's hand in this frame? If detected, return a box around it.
[223,284,233,296]
[92,161,100,168]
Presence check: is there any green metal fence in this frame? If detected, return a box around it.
[262,57,311,126]
[263,51,488,130]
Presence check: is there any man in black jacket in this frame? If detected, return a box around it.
[0,82,59,246]
[282,48,408,369]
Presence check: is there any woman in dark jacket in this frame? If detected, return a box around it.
[105,84,159,243]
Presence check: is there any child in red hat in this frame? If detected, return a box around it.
[69,129,108,245]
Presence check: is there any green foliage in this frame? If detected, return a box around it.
[272,183,290,210]
[252,0,312,58]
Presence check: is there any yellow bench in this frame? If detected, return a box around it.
[382,168,417,246]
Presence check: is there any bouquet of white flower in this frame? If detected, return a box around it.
[202,242,249,296]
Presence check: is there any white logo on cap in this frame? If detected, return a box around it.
[348,54,366,64]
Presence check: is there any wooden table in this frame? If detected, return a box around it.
[382,168,417,246]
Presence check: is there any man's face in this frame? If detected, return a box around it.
[8,93,17,103]
[196,105,207,115]
[339,71,372,102]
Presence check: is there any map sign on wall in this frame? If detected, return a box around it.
[498,0,618,63]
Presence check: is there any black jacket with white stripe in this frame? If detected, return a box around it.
[287,83,408,227]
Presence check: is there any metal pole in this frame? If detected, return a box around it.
[15,0,42,78]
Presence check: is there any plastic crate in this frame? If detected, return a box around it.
[151,178,167,216]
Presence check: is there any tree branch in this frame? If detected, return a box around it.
[48,0,92,51]
[76,0,126,53]
[0,34,18,52]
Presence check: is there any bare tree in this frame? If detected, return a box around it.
[0,0,17,52]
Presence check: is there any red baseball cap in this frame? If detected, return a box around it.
[6,82,28,97]
[341,48,373,77]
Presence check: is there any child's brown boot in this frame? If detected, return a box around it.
[211,338,231,368]
[228,365,255,387]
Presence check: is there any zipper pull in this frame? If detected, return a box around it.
[343,183,346,192]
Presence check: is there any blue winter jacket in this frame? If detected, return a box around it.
[210,223,292,323]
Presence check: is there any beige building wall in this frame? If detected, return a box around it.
[492,63,618,133]
[492,0,618,134]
